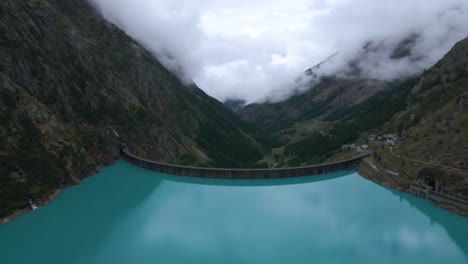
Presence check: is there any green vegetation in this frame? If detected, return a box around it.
[325,78,418,122]
[178,152,197,166]
[0,118,68,218]
[196,117,263,168]
[281,78,418,164]
[0,0,269,219]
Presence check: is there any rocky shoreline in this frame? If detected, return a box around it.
[1,189,62,224]
[1,149,120,225]
[3,155,465,224]
[358,160,468,216]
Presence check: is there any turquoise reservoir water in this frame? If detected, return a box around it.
[1,159,468,264]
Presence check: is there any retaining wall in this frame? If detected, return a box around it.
[429,192,468,211]
[121,145,370,179]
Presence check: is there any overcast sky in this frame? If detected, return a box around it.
[88,0,468,103]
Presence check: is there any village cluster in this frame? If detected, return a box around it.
[343,133,399,152]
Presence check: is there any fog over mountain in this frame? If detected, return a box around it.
[87,0,468,103]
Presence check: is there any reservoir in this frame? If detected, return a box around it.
[1,159,467,263]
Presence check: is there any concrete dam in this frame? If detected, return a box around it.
[121,144,371,179]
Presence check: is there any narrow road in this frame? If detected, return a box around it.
[364,158,379,172]
[389,147,467,172]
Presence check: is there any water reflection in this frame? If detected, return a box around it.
[124,175,466,264]
[1,159,467,264]
[161,169,352,187]
[0,161,162,263]
[385,186,468,259]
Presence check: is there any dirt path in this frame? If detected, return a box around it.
[389,147,468,172]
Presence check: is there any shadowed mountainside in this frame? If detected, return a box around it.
[0,0,265,218]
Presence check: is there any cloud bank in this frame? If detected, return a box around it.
[88,0,468,103]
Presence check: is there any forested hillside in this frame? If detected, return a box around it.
[0,0,264,219]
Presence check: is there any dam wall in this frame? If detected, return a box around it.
[121,145,370,179]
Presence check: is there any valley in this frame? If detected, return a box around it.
[233,37,468,214]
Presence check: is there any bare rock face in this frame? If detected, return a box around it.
[30,107,49,124]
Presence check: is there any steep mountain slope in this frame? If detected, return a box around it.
[282,77,418,164]
[0,0,263,219]
[239,37,467,175]
[238,32,427,133]
[237,72,409,166]
[363,37,468,195]
[223,99,246,112]
[240,77,388,131]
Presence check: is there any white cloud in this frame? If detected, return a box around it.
[88,0,468,103]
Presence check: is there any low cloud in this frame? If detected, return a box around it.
[88,0,468,103]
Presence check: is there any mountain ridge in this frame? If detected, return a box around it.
[236,36,468,213]
[361,36,468,199]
